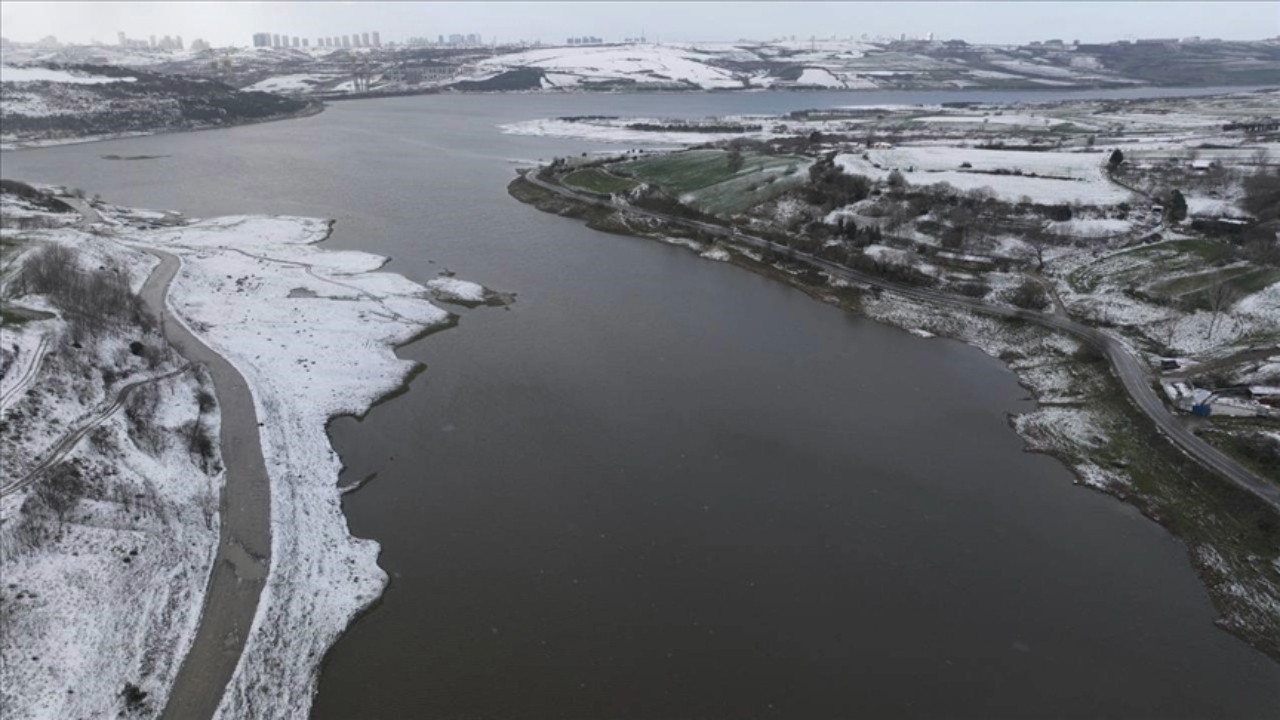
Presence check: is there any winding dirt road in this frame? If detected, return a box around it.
[0,334,49,410]
[0,363,192,497]
[62,198,271,720]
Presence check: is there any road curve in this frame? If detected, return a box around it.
[63,197,272,719]
[523,172,1280,513]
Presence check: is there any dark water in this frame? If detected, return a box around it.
[3,87,1277,719]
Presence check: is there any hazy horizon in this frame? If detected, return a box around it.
[0,1,1276,48]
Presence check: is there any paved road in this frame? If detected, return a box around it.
[63,197,272,720]
[525,172,1280,513]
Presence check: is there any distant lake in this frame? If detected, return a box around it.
[5,86,1277,719]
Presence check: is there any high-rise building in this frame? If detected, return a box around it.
[117,31,126,46]
[361,32,370,46]
[342,35,351,47]
[302,38,308,47]
[272,34,281,48]
[372,31,381,47]
[149,34,156,47]
[176,35,184,50]
[292,36,300,47]
[253,33,271,47]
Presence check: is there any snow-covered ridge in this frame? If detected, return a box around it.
[1,64,311,149]
[0,65,136,84]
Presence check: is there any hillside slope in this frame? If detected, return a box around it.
[0,63,316,148]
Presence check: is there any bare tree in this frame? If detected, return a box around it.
[1022,226,1058,272]
[1205,280,1239,340]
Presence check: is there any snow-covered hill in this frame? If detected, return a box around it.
[0,63,314,148]
[6,37,1279,99]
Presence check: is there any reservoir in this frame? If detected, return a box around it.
[4,87,1277,718]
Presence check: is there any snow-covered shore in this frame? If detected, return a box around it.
[121,214,457,718]
[2,187,486,718]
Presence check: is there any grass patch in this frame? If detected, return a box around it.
[1068,238,1236,294]
[1201,427,1280,483]
[1226,267,1280,296]
[561,168,640,196]
[610,149,812,216]
[1149,265,1260,297]
[1,306,32,326]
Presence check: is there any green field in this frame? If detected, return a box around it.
[561,168,640,196]
[1150,265,1280,298]
[1067,236,1280,311]
[1068,239,1234,293]
[610,149,812,216]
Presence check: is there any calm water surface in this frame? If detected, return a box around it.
[3,87,1277,719]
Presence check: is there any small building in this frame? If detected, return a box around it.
[1250,386,1280,407]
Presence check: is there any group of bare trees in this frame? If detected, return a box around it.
[12,244,148,341]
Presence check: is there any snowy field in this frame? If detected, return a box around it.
[1,65,136,84]
[243,73,334,94]
[1047,218,1134,238]
[1187,196,1251,219]
[478,45,743,89]
[500,116,771,145]
[836,147,1133,205]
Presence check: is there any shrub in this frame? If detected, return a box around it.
[1044,204,1073,222]
[34,464,85,522]
[953,281,990,298]
[1241,168,1280,223]
[1073,342,1106,364]
[804,155,872,211]
[196,389,217,413]
[16,244,145,333]
[121,683,148,711]
[1010,279,1050,310]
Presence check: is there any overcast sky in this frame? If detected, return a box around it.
[1,1,1276,47]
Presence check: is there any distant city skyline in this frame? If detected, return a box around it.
[0,1,1275,48]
